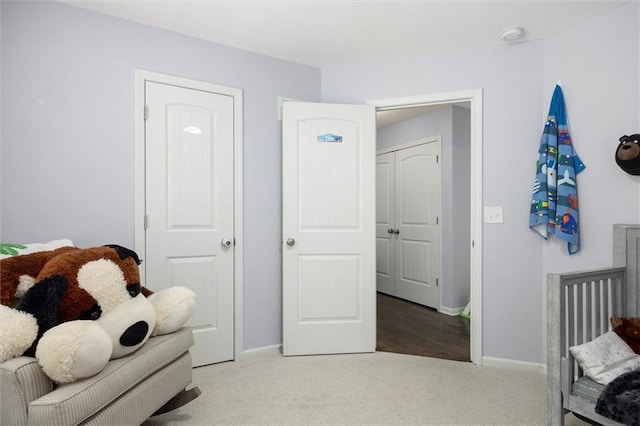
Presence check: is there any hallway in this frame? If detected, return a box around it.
[376,292,470,362]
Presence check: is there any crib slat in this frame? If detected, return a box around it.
[604,281,609,334]
[593,281,602,337]
[567,286,575,350]
[585,282,593,341]
[576,284,584,344]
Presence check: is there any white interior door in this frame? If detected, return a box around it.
[282,101,376,356]
[376,152,395,295]
[144,81,234,366]
[394,141,441,308]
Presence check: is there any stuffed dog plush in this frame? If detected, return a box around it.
[612,317,640,354]
[0,244,195,383]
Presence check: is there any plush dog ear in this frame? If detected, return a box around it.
[103,245,142,265]
[1,247,75,307]
[17,275,67,337]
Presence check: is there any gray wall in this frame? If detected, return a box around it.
[377,105,471,311]
[322,2,639,364]
[541,4,640,279]
[0,1,321,350]
[2,1,638,364]
[451,106,471,310]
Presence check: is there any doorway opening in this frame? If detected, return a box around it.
[376,292,470,361]
[369,90,483,365]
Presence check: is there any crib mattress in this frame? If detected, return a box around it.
[572,376,604,404]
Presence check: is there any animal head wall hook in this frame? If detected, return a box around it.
[616,134,640,175]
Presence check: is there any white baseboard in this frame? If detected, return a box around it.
[241,344,282,360]
[482,356,546,375]
[439,306,465,316]
[240,346,547,375]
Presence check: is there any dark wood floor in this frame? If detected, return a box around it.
[376,292,471,362]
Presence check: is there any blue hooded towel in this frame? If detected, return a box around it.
[529,85,585,255]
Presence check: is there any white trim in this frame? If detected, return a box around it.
[439,306,465,317]
[369,88,483,366]
[242,345,282,360]
[278,96,301,121]
[134,69,244,361]
[482,356,546,375]
[376,135,441,155]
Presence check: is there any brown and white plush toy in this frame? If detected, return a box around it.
[612,316,640,354]
[0,244,195,383]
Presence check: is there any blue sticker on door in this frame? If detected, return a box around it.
[317,133,343,143]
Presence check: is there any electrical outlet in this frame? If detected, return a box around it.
[484,206,504,223]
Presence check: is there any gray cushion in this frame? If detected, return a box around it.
[83,352,192,426]
[28,327,193,426]
[0,356,54,425]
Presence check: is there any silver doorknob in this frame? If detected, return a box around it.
[286,238,295,246]
[393,229,400,234]
[387,228,394,234]
[221,238,232,248]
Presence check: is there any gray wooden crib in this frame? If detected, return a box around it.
[547,224,640,426]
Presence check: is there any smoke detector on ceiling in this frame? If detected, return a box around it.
[500,27,525,43]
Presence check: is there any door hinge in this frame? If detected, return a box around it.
[436,155,439,164]
[436,217,439,225]
[436,278,439,287]
[144,105,149,120]
[144,214,148,230]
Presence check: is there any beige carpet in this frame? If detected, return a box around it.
[144,349,572,425]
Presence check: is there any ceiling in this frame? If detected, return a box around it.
[59,0,628,68]
[56,0,628,129]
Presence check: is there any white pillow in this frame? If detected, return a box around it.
[0,239,74,260]
[569,331,640,385]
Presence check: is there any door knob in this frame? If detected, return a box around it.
[221,238,232,248]
[387,228,394,234]
[286,238,295,246]
[393,229,400,234]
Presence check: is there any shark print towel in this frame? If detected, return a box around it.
[529,85,586,255]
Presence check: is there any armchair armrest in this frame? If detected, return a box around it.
[1,356,53,426]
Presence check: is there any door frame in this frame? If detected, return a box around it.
[134,69,244,361]
[369,89,483,365]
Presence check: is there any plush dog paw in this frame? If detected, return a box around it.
[36,321,112,383]
[0,305,38,363]
[148,287,196,336]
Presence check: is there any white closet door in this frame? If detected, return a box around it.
[145,81,235,366]
[376,140,442,309]
[394,141,441,308]
[376,152,396,295]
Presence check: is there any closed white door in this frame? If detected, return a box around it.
[376,152,395,295]
[282,101,376,356]
[144,81,234,366]
[395,142,441,308]
[376,140,442,309]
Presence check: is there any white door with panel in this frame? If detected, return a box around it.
[376,140,441,309]
[282,101,376,356]
[144,81,235,366]
[375,152,396,295]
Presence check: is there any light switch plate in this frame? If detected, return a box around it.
[484,206,504,223]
